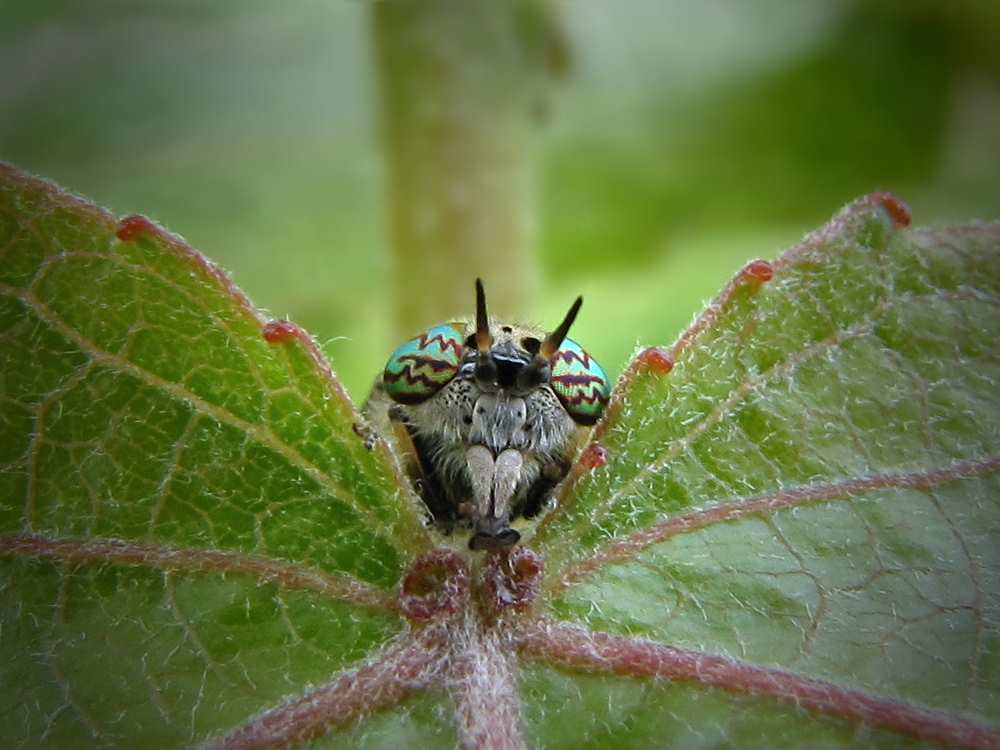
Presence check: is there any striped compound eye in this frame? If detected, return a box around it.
[550,338,611,425]
[383,324,465,404]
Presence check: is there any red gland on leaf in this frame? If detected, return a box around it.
[115,214,158,242]
[263,320,299,344]
[635,347,674,376]
[876,192,912,228]
[579,443,609,471]
[744,260,774,283]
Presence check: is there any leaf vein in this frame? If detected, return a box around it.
[208,627,446,750]
[1,281,389,536]
[0,533,397,611]
[543,318,875,544]
[521,618,1000,750]
[549,454,1000,594]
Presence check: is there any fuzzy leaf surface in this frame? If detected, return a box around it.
[531,197,1000,746]
[2,164,999,750]
[0,163,430,747]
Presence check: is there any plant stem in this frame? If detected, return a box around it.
[372,0,566,336]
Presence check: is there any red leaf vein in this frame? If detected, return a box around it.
[0,533,396,611]
[522,619,1000,750]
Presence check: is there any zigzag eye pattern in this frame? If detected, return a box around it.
[383,324,465,404]
[550,338,611,425]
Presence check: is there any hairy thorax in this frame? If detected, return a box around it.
[403,375,577,507]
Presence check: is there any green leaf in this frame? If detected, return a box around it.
[530,195,1000,746]
[2,164,999,749]
[0,163,430,746]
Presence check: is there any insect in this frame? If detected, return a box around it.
[364,280,611,550]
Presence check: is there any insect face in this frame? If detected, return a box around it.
[369,280,610,550]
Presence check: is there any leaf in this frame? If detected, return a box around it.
[2,164,999,750]
[0,163,432,746]
[529,196,1000,747]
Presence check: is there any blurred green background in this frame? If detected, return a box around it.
[3,1,998,399]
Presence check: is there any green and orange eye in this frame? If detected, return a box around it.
[383,324,465,404]
[550,338,610,425]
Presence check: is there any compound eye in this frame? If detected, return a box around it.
[550,338,611,425]
[383,324,464,404]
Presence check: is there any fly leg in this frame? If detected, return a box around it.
[466,446,524,550]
